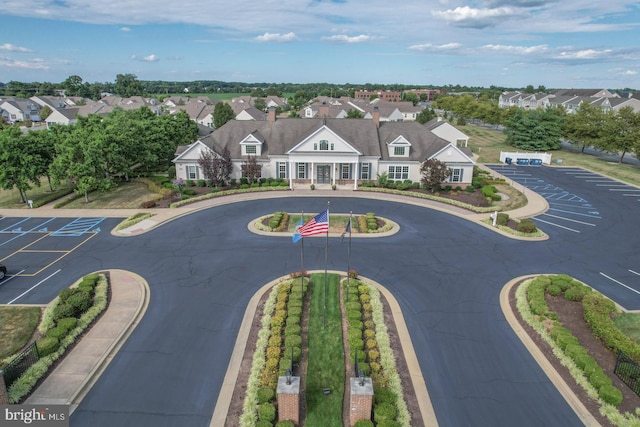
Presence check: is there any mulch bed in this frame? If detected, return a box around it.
[509,283,640,426]
[224,279,425,426]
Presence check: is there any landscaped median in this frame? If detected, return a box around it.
[237,271,413,427]
[0,273,108,403]
[510,274,640,426]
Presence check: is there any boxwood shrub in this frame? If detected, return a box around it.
[36,336,59,357]
[374,402,397,424]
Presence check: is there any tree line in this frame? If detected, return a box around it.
[0,108,198,204]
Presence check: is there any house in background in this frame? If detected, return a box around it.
[173,109,475,189]
[0,98,42,123]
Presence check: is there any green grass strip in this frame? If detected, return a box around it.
[305,273,345,427]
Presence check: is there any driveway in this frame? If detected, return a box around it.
[2,167,635,426]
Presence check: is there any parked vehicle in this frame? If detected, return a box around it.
[0,264,6,280]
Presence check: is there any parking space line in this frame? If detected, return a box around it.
[600,272,640,296]
[0,217,31,232]
[540,213,596,226]
[548,208,601,219]
[532,218,580,233]
[0,269,25,287]
[7,269,61,304]
[594,183,626,186]
[630,270,640,277]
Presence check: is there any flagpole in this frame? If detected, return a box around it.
[300,210,304,295]
[323,201,329,328]
[346,211,352,302]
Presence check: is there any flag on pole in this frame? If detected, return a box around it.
[297,210,329,237]
[341,218,351,242]
[292,217,304,243]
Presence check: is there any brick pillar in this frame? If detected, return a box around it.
[277,376,300,425]
[350,377,373,426]
[0,370,9,404]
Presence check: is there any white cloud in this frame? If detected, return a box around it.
[131,54,159,62]
[321,34,375,44]
[0,55,49,69]
[431,6,521,28]
[554,48,613,60]
[120,26,131,32]
[409,42,462,52]
[0,43,33,52]
[255,32,298,42]
[481,44,549,55]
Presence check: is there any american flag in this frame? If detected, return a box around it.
[297,210,329,237]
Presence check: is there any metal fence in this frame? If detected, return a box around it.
[614,351,640,396]
[2,342,40,388]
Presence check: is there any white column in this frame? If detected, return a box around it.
[289,160,294,189]
[332,162,336,186]
[311,162,314,185]
[354,161,359,190]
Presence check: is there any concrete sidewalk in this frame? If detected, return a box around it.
[24,270,149,414]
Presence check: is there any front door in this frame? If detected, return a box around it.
[317,165,331,184]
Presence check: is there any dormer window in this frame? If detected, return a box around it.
[394,147,405,156]
[320,140,329,151]
[245,145,257,154]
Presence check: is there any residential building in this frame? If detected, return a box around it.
[173,109,475,189]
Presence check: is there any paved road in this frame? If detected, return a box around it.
[1,167,636,426]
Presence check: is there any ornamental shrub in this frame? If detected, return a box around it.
[286,315,300,327]
[589,371,612,390]
[284,335,302,348]
[285,325,301,336]
[36,336,59,357]
[565,286,589,302]
[56,317,78,331]
[368,349,380,361]
[287,306,302,317]
[266,347,281,359]
[349,338,364,352]
[366,339,378,350]
[257,387,275,404]
[349,320,363,332]
[378,420,402,427]
[374,402,397,423]
[516,218,537,233]
[599,384,623,406]
[354,420,374,427]
[284,346,301,363]
[347,301,362,311]
[547,284,562,297]
[359,294,371,304]
[348,310,362,321]
[276,421,295,427]
[52,302,76,321]
[256,421,272,427]
[496,213,509,226]
[46,326,68,340]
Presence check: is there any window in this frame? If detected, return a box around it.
[186,165,199,180]
[314,143,317,150]
[341,164,350,180]
[319,140,329,151]
[393,146,405,156]
[245,145,256,154]
[330,143,334,151]
[388,165,409,180]
[450,168,463,183]
[298,163,307,179]
[360,163,370,180]
[278,162,287,179]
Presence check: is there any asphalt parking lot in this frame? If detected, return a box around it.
[0,216,122,304]
[489,164,640,310]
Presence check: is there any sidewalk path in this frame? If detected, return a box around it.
[24,270,149,414]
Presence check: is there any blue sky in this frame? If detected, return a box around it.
[1,0,639,89]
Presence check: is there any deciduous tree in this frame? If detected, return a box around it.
[420,159,451,192]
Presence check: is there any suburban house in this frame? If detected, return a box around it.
[498,89,640,113]
[172,109,475,189]
[0,98,42,123]
[301,97,421,121]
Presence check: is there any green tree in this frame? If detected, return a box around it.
[114,73,144,97]
[599,107,640,164]
[562,102,606,153]
[38,106,53,122]
[420,158,451,192]
[50,115,114,203]
[504,108,563,151]
[213,102,235,128]
[346,109,363,119]
[416,108,436,124]
[254,98,266,112]
[62,75,83,96]
[402,92,419,105]
[0,127,40,203]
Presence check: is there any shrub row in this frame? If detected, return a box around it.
[525,275,624,406]
[268,212,290,232]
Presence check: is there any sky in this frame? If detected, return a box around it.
[1,0,639,89]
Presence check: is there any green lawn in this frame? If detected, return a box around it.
[0,179,74,209]
[0,306,41,361]
[305,273,344,427]
[61,180,164,209]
